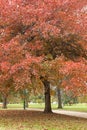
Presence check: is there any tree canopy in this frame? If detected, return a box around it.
[0,0,87,93]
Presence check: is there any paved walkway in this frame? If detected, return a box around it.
[53,110,87,119]
[28,108,87,119]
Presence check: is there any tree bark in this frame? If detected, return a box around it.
[23,99,28,109]
[43,80,52,113]
[2,95,7,109]
[23,99,26,110]
[57,88,62,109]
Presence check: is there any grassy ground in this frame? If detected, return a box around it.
[28,103,87,112]
[63,103,87,112]
[20,103,87,112]
[0,103,87,112]
[0,110,87,130]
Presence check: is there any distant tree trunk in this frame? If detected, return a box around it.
[57,88,62,109]
[2,95,7,109]
[43,80,52,113]
[23,98,28,109]
[23,89,29,110]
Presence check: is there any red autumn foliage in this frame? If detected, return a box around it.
[60,58,87,95]
[0,0,87,95]
[0,39,42,95]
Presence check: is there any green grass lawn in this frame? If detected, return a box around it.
[0,103,87,112]
[29,103,87,112]
[0,110,87,130]
[63,103,87,112]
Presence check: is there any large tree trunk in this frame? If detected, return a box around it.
[57,88,62,109]
[23,99,26,110]
[43,80,52,113]
[2,95,7,109]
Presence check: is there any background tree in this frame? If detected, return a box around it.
[78,95,87,103]
[63,90,78,105]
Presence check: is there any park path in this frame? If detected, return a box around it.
[53,110,87,119]
[28,108,87,119]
